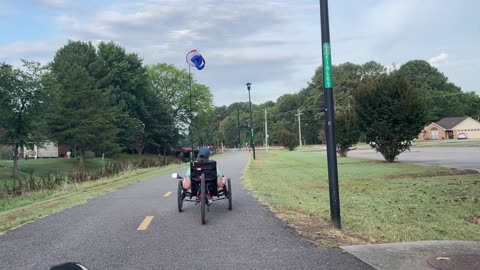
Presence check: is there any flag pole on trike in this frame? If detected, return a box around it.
[319,0,341,229]
[185,49,206,162]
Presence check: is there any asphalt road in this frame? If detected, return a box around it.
[0,152,372,270]
[349,146,480,171]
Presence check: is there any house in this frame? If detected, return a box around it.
[21,141,60,158]
[419,116,480,140]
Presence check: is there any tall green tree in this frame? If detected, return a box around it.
[336,106,361,157]
[96,41,152,154]
[142,92,177,155]
[398,60,465,122]
[461,91,480,120]
[299,61,386,144]
[354,72,428,162]
[49,41,120,174]
[147,63,213,147]
[0,61,48,178]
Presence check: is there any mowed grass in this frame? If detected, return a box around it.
[244,151,480,245]
[413,140,480,147]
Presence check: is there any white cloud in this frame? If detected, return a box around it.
[96,10,156,27]
[428,53,449,67]
[2,0,479,103]
[45,0,307,105]
[30,0,71,9]
[0,41,59,59]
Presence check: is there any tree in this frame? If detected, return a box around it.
[276,129,298,151]
[0,61,48,179]
[49,41,120,174]
[397,60,465,122]
[147,63,213,147]
[461,91,480,120]
[96,42,152,154]
[218,109,251,148]
[116,115,145,154]
[354,72,428,162]
[298,61,385,145]
[142,92,177,155]
[336,107,361,157]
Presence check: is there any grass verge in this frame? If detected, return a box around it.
[413,140,480,147]
[244,151,480,247]
[0,163,184,233]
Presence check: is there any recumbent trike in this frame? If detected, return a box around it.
[171,160,232,224]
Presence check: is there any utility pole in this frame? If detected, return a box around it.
[237,108,241,149]
[246,82,256,159]
[319,0,341,229]
[264,110,268,151]
[296,108,303,147]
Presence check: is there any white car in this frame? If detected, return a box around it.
[457,133,468,140]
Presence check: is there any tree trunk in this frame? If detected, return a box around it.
[136,136,145,155]
[13,143,19,178]
[163,145,167,165]
[338,149,348,157]
[79,149,86,179]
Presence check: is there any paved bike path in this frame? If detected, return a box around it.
[0,152,372,269]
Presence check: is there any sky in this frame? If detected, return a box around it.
[0,0,479,106]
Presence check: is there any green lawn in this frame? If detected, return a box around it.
[0,158,105,186]
[244,151,480,245]
[413,140,480,147]
[0,154,176,186]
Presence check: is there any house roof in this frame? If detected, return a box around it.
[435,116,469,129]
[423,122,444,130]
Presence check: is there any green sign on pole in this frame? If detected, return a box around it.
[323,42,333,88]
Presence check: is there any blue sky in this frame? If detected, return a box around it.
[1,0,479,105]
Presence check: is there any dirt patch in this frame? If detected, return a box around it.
[466,216,480,225]
[269,206,378,247]
[312,183,328,190]
[391,169,478,179]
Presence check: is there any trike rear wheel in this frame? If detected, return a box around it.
[227,178,232,210]
[177,180,184,212]
[200,173,206,224]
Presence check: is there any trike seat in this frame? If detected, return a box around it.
[190,160,218,182]
[190,160,219,196]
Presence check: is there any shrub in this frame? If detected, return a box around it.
[276,129,299,151]
[354,72,428,162]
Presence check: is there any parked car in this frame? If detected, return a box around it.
[457,133,468,140]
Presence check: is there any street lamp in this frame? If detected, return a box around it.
[246,82,256,160]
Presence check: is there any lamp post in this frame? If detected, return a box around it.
[246,82,256,160]
[319,0,341,229]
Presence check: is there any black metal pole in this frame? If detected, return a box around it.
[319,0,341,229]
[237,108,241,149]
[246,83,256,159]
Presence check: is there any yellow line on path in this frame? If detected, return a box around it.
[163,191,172,197]
[137,216,154,231]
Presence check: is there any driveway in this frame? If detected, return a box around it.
[349,146,480,172]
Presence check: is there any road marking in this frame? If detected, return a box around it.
[137,216,154,231]
[163,191,172,197]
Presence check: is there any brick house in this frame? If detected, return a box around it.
[419,116,480,140]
